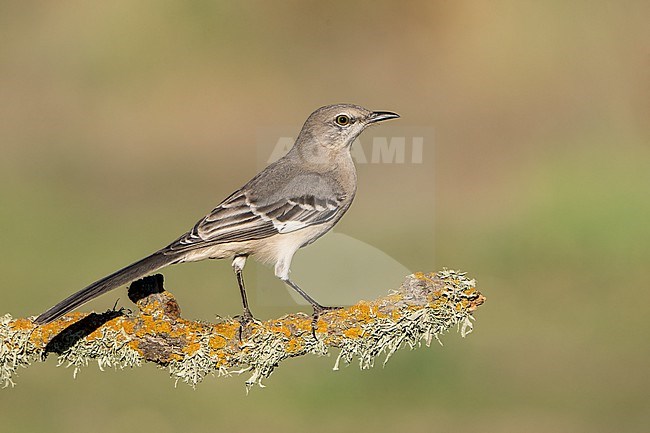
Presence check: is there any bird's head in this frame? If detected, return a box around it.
[293,104,399,159]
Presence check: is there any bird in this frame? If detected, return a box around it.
[34,104,400,325]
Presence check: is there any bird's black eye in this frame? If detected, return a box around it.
[335,114,351,126]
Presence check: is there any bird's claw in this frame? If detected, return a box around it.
[235,311,258,343]
[310,305,343,339]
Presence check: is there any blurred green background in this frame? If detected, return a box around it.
[1,1,649,432]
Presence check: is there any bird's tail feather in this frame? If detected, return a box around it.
[34,252,178,325]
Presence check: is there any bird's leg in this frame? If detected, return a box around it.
[281,277,341,336]
[235,268,254,321]
[282,277,339,312]
[232,256,255,334]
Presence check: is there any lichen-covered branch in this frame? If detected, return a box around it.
[1,269,485,388]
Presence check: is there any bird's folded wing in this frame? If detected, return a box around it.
[165,189,344,252]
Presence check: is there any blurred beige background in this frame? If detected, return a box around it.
[1,2,649,432]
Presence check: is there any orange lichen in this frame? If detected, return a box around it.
[286,338,302,353]
[121,319,135,334]
[85,327,106,342]
[350,302,373,322]
[127,340,140,352]
[343,327,363,339]
[137,315,173,335]
[296,317,315,333]
[212,323,239,340]
[208,335,227,351]
[270,322,292,337]
[314,318,329,334]
[182,341,201,355]
[414,271,435,283]
[460,299,471,309]
[9,318,35,331]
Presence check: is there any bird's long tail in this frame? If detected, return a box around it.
[34,251,178,325]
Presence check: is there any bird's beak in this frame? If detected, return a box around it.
[368,111,400,124]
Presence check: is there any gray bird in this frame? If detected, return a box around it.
[34,104,399,325]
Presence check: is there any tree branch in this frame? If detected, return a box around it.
[1,269,485,388]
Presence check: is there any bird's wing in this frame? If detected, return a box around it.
[165,188,346,253]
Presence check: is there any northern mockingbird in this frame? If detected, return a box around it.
[34,104,399,325]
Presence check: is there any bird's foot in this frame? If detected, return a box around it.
[310,304,343,339]
[234,310,259,343]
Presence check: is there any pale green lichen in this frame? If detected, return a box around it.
[167,331,221,387]
[239,318,329,389]
[1,314,41,388]
[55,326,143,379]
